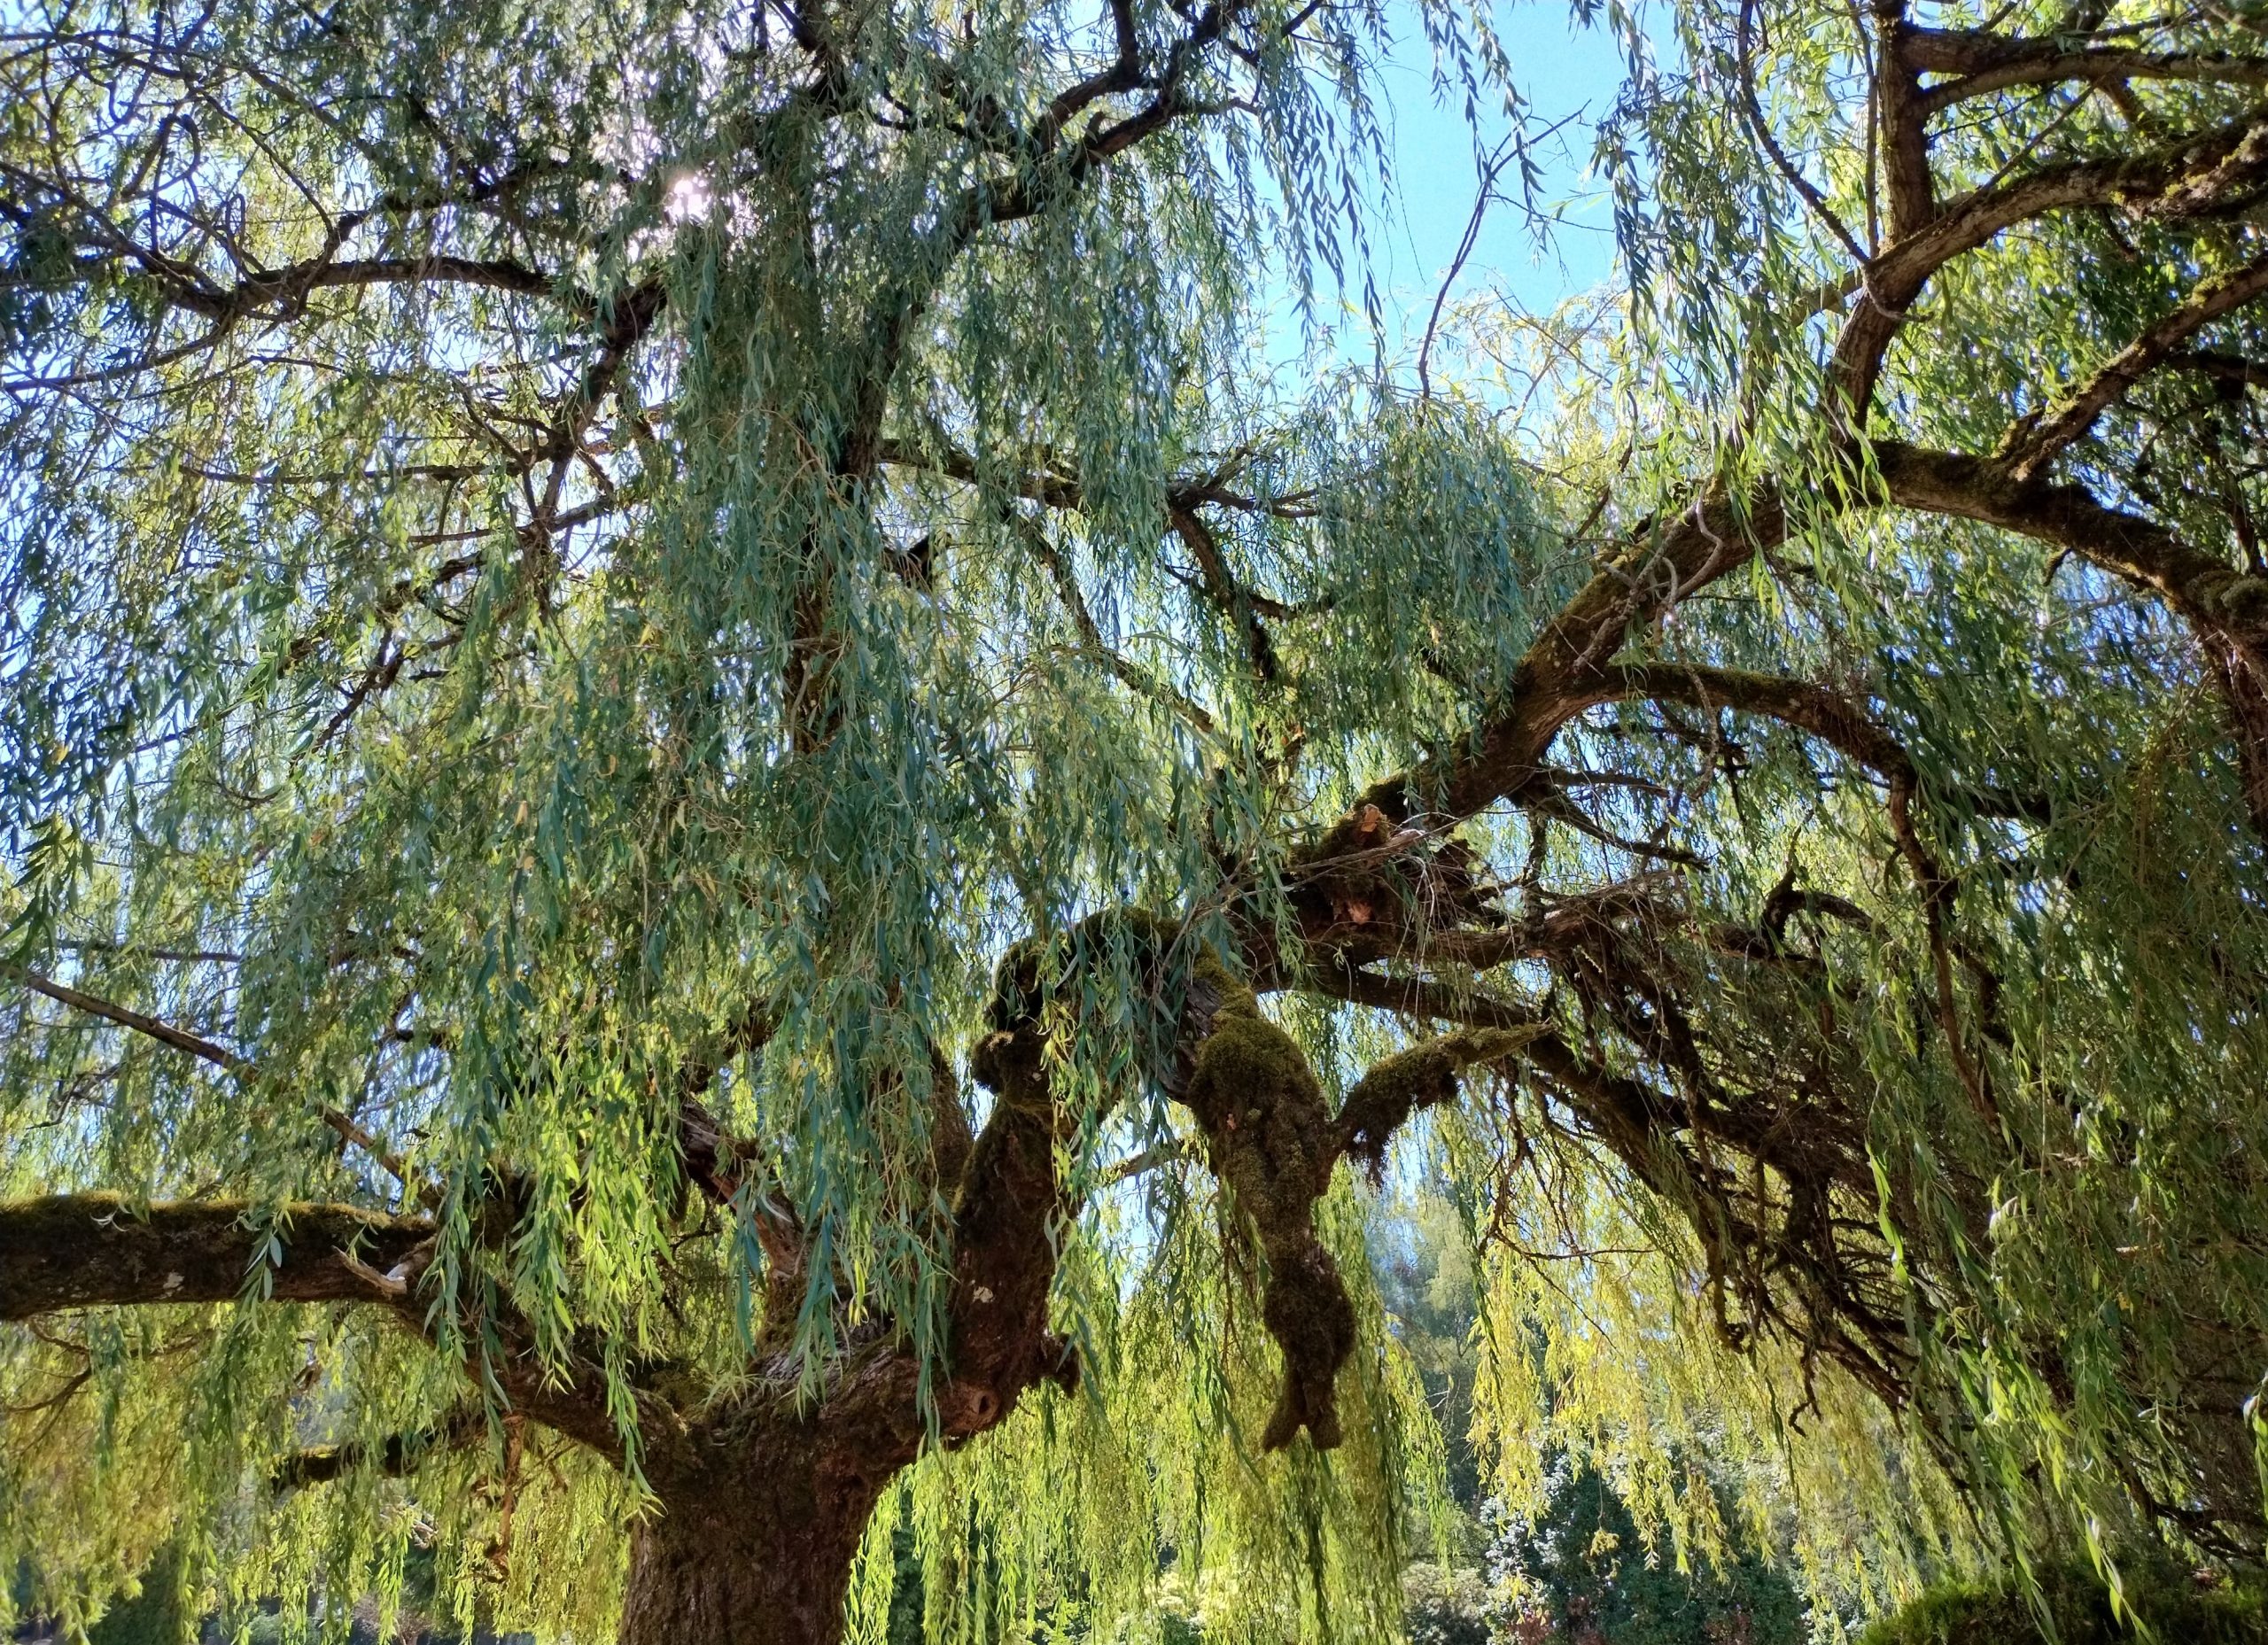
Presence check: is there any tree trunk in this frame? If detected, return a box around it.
[618,1434,893,1645]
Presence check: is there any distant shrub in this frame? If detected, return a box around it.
[1402,1563,1491,1645]
[1486,1462,1806,1645]
[1860,1558,2268,1644]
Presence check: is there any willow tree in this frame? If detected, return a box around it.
[9,0,2268,1639]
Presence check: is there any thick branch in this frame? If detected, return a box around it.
[1873,441,2268,648]
[0,1193,636,1463]
[1301,965,1683,1169]
[0,1195,431,1321]
[1607,662,1918,780]
[169,254,583,321]
[1334,483,1791,836]
[1834,108,2268,417]
[1907,25,2268,111]
[1879,7,1938,237]
[2171,349,2268,391]
[1168,501,1278,683]
[1332,1025,1549,1174]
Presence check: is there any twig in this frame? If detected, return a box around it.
[4,962,422,1192]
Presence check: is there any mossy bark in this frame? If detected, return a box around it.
[1178,967,1355,1450]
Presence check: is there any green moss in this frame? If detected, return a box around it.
[1179,967,1353,1451]
[1334,1027,1542,1177]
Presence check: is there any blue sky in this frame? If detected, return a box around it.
[1372,3,1628,317]
[1262,0,1635,369]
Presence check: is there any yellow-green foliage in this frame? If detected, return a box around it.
[837,1183,1443,1645]
[1449,1108,1977,1629]
[0,1301,635,1645]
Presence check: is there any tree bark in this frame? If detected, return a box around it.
[621,1432,892,1645]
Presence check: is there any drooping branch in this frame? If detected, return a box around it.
[1604,662,1917,780]
[1332,1025,1550,1176]
[159,253,587,323]
[1017,515,1222,736]
[1299,961,1913,1401]
[1738,0,1868,260]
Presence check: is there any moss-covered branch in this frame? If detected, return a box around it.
[1332,1026,1550,1176]
[0,1194,433,1321]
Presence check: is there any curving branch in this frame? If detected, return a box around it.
[1872,441,2268,652]
[1330,482,1792,837]
[1332,1024,1549,1174]
[1906,24,2268,112]
[1832,107,2268,418]
[1605,662,1916,780]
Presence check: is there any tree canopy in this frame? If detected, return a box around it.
[5,0,2268,1640]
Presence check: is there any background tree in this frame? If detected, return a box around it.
[1487,1459,1806,1645]
[1375,1190,1808,1645]
[8,0,2268,1641]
